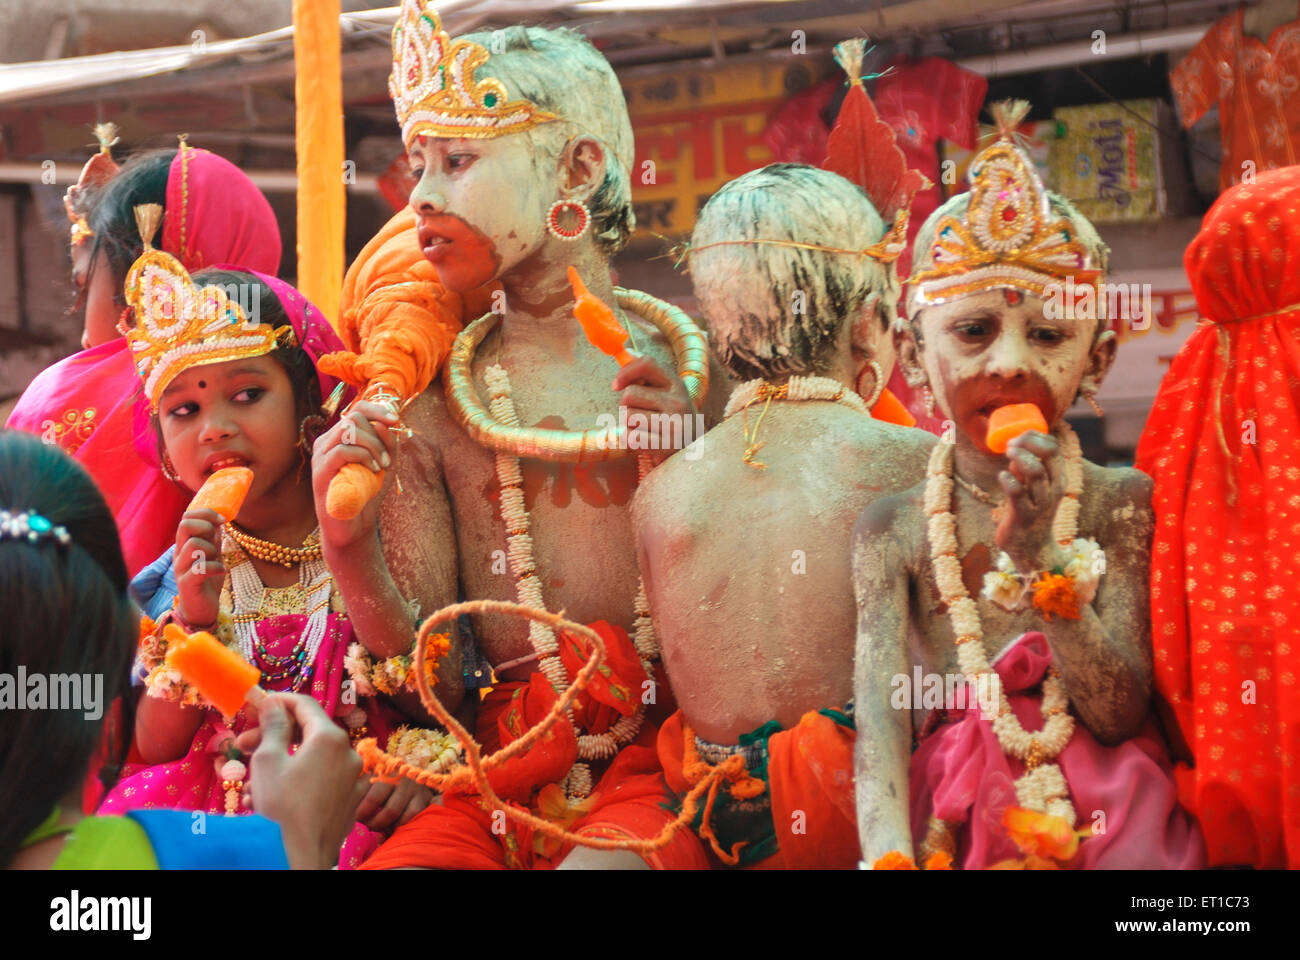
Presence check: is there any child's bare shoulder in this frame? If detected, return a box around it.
[852,478,926,553]
[1081,460,1153,534]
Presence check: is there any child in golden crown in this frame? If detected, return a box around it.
[851,102,1205,869]
[320,1,721,870]
[98,207,463,869]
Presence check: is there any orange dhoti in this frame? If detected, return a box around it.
[657,707,859,869]
[360,622,710,870]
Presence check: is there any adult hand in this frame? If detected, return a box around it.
[355,777,435,833]
[311,401,400,551]
[174,507,226,628]
[614,354,695,467]
[239,693,367,870]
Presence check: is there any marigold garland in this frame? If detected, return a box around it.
[344,632,451,697]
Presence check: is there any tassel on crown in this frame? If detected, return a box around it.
[65,122,121,247]
[125,203,290,413]
[389,0,558,148]
[909,101,1100,307]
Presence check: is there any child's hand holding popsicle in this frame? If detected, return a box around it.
[175,467,255,629]
[983,403,1067,567]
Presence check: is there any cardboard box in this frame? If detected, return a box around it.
[1049,99,1193,223]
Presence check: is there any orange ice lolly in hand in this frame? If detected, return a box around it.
[568,265,634,366]
[188,466,254,522]
[985,403,1049,454]
[164,623,264,717]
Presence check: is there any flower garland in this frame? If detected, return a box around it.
[484,362,659,798]
[384,724,464,774]
[344,633,452,697]
[723,375,870,470]
[924,425,1091,824]
[139,615,207,707]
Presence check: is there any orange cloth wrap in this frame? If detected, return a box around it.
[657,708,858,869]
[359,621,709,870]
[317,207,497,518]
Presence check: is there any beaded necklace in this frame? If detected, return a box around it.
[223,527,333,694]
[923,426,1084,824]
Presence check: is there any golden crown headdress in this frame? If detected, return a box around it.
[65,123,121,248]
[390,0,559,148]
[125,204,291,413]
[909,101,1101,310]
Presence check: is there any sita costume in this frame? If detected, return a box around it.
[98,208,454,869]
[6,137,281,578]
[903,103,1204,869]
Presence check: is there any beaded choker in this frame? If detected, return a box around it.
[227,524,323,569]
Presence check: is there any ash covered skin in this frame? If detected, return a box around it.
[633,165,934,747]
[850,277,1156,863]
[369,25,730,870]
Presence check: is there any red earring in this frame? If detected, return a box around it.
[546,198,591,241]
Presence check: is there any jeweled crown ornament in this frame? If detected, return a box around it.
[125,203,289,412]
[65,122,121,247]
[909,100,1101,308]
[390,0,559,148]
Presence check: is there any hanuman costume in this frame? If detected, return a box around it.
[359,1,710,870]
[1137,164,1300,868]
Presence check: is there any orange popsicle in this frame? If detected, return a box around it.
[985,403,1049,454]
[870,388,916,427]
[163,623,263,716]
[188,466,254,522]
[568,265,634,366]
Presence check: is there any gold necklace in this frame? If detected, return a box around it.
[227,524,323,569]
[953,471,1002,506]
[444,287,710,463]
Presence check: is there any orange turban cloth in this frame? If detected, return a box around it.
[1136,165,1300,868]
[317,208,497,517]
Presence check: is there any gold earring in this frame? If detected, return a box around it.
[923,385,937,419]
[161,453,181,484]
[298,413,327,457]
[856,359,885,409]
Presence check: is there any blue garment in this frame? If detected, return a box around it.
[130,544,178,621]
[126,809,289,869]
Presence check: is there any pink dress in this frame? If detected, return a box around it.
[101,608,405,870]
[910,632,1206,868]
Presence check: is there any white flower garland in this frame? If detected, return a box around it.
[924,425,1091,824]
[485,363,658,798]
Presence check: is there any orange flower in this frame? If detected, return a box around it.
[137,615,158,647]
[1030,572,1081,620]
[1002,806,1082,861]
[923,850,954,870]
[532,782,595,858]
[988,854,1061,870]
[872,851,918,870]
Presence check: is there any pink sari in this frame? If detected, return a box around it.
[910,632,1206,869]
[101,610,405,869]
[5,146,281,576]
